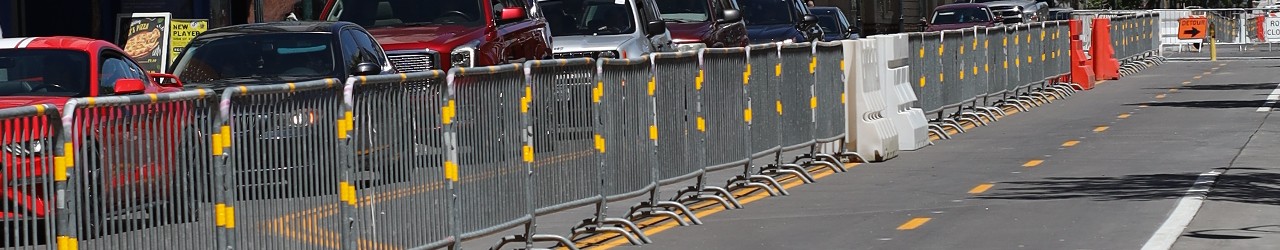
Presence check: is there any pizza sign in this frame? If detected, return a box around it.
[116,12,172,73]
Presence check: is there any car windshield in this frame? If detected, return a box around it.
[331,0,486,28]
[171,33,335,86]
[739,0,796,25]
[933,8,990,24]
[0,49,89,97]
[655,0,710,22]
[817,15,841,33]
[541,0,637,36]
[966,0,1004,2]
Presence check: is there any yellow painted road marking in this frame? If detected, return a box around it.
[1155,94,1167,99]
[968,183,995,194]
[1168,88,1179,93]
[1062,140,1080,147]
[897,217,932,230]
[586,164,854,249]
[1182,81,1191,85]
[1194,75,1203,79]
[1118,113,1131,119]
[1094,126,1110,132]
[1022,160,1044,167]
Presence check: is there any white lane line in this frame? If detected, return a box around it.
[1141,170,1222,250]
[1256,85,1280,112]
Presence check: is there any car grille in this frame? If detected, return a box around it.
[989,6,1021,17]
[553,51,602,59]
[388,53,437,73]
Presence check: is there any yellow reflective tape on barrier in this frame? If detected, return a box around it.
[743,108,753,123]
[85,97,95,107]
[339,181,357,206]
[919,48,925,58]
[592,81,603,103]
[148,94,158,103]
[960,45,964,55]
[939,73,944,83]
[648,77,657,95]
[1003,37,1008,46]
[984,39,989,49]
[696,70,705,90]
[594,134,607,152]
[696,117,706,132]
[1004,60,1008,69]
[649,125,658,141]
[215,203,235,228]
[53,156,68,182]
[841,92,846,104]
[1016,59,1021,68]
[959,69,965,80]
[840,60,845,70]
[34,104,45,115]
[775,63,782,76]
[972,39,977,49]
[973,66,978,76]
[1042,53,1046,62]
[442,100,456,125]
[939,44,945,56]
[810,96,817,109]
[522,86,532,113]
[776,100,783,114]
[1014,37,1019,45]
[211,130,224,155]
[985,64,989,73]
[1041,30,1046,41]
[57,236,78,250]
[809,56,817,74]
[523,145,534,162]
[337,111,353,139]
[1027,56,1032,64]
[444,161,459,181]
[919,76,926,87]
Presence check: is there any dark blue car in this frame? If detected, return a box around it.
[739,0,822,44]
[811,6,859,41]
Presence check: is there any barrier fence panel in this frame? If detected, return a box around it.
[745,44,783,160]
[814,42,847,143]
[697,49,751,172]
[62,90,216,249]
[958,28,977,114]
[987,27,1007,106]
[346,71,454,250]
[973,28,990,106]
[1,104,61,249]
[650,52,702,184]
[595,58,658,201]
[918,32,944,115]
[778,43,817,152]
[525,59,601,215]
[1006,25,1022,95]
[214,79,346,249]
[940,30,964,115]
[443,65,532,240]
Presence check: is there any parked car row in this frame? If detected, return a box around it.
[926,0,1072,32]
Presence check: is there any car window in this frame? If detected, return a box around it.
[738,0,796,25]
[541,0,637,36]
[656,0,710,23]
[99,53,148,95]
[342,28,388,69]
[171,33,336,87]
[817,15,841,33]
[330,0,486,28]
[0,49,90,97]
[932,8,991,24]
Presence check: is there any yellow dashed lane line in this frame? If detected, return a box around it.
[896,218,933,230]
[967,183,995,194]
[1022,160,1044,168]
[1094,126,1110,132]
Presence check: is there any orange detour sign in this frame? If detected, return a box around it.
[1178,17,1208,39]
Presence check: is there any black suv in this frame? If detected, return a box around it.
[738,0,822,44]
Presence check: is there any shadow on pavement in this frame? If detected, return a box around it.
[1182,225,1280,240]
[977,172,1280,206]
[1127,100,1268,109]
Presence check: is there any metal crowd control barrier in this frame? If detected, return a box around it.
[1,105,61,249]
[62,90,216,249]
[346,71,454,250]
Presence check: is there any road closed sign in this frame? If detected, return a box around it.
[1265,17,1280,42]
[1179,17,1208,40]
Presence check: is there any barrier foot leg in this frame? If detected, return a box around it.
[836,151,867,163]
[964,112,992,125]
[775,163,816,183]
[628,202,688,227]
[492,234,582,250]
[956,116,981,128]
[928,124,951,140]
[979,107,1006,117]
[749,175,789,195]
[941,119,966,133]
[814,154,847,172]
[998,101,1029,112]
[675,186,739,210]
[654,201,703,225]
[809,160,844,173]
[599,218,652,244]
[1016,97,1040,107]
[728,175,779,196]
[700,186,742,209]
[571,226,642,246]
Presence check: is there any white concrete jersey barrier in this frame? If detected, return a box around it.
[874,34,930,151]
[843,39,900,162]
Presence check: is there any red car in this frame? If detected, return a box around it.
[925,3,1002,32]
[656,0,749,48]
[318,0,553,72]
[0,36,184,240]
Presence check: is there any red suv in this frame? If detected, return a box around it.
[0,36,184,240]
[655,0,748,48]
[319,0,553,72]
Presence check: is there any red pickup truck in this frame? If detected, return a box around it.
[318,0,553,72]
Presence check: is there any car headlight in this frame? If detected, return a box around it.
[598,50,619,59]
[3,138,48,157]
[451,47,475,69]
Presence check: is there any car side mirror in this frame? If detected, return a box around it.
[113,78,146,95]
[353,62,381,76]
[148,73,183,88]
[646,20,667,37]
[802,14,818,24]
[500,7,526,22]
[720,9,742,23]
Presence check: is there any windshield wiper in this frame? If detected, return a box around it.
[662,18,691,23]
